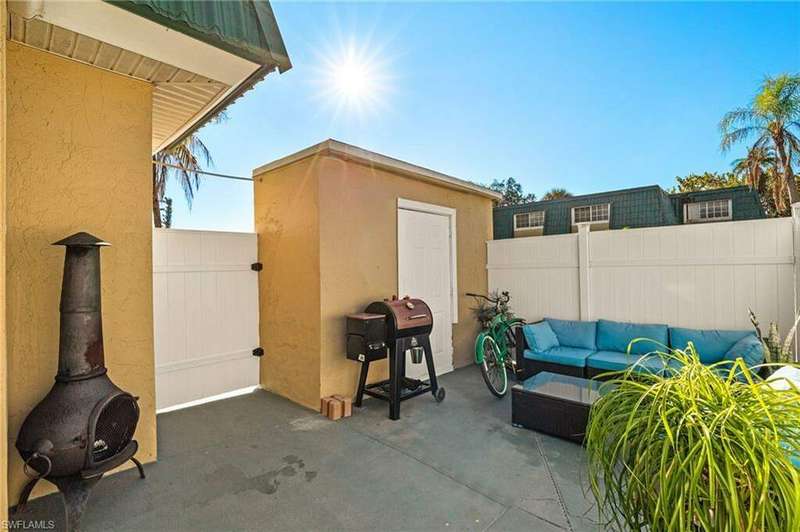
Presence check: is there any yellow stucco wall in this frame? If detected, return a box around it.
[318,155,492,399]
[1,4,8,519]
[254,150,493,409]
[5,42,156,501]
[254,157,322,409]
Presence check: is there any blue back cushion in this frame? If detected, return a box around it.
[596,319,669,355]
[722,334,764,368]
[670,327,754,364]
[544,318,597,350]
[523,321,560,352]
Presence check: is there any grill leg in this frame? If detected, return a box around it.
[421,337,440,393]
[52,475,101,532]
[389,341,403,420]
[355,360,370,408]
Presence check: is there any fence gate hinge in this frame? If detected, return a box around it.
[251,262,263,271]
[252,347,264,357]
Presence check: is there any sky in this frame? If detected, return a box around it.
[165,1,800,232]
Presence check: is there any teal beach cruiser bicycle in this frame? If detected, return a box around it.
[467,291,525,398]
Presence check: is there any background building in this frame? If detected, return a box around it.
[493,185,766,239]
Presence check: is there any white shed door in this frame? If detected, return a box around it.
[398,208,454,379]
[153,229,261,411]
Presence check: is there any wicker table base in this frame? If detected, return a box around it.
[511,371,602,443]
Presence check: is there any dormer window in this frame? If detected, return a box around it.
[571,204,610,225]
[685,199,732,223]
[514,211,545,230]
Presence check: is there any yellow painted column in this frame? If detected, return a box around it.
[5,42,156,503]
[1,1,8,521]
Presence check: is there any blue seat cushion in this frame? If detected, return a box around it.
[524,346,594,368]
[670,327,755,364]
[544,318,597,350]
[587,350,668,374]
[523,322,560,352]
[723,334,764,368]
[596,319,669,355]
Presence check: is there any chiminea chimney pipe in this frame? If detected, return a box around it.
[52,232,110,381]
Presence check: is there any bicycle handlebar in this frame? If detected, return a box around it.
[466,291,510,304]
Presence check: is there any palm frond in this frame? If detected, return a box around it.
[720,126,764,152]
[152,134,212,211]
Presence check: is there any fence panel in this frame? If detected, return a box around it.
[487,233,581,321]
[487,217,796,346]
[153,229,260,411]
[588,219,794,334]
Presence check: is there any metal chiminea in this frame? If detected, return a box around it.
[15,232,144,531]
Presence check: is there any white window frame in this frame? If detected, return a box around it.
[396,198,459,324]
[571,203,611,225]
[513,211,545,230]
[684,199,733,223]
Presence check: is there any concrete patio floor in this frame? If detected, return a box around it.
[11,366,602,531]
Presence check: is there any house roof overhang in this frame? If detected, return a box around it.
[253,139,504,201]
[7,0,291,153]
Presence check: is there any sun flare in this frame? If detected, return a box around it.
[333,57,373,101]
[314,40,392,119]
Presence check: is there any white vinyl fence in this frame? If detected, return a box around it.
[488,216,797,348]
[153,229,261,411]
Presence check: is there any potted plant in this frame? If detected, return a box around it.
[750,309,800,374]
[585,347,800,531]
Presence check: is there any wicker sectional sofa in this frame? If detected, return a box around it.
[516,318,764,380]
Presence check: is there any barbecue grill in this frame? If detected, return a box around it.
[347,296,445,420]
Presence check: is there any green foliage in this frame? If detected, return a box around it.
[586,346,800,531]
[470,290,513,329]
[541,187,573,200]
[152,133,214,227]
[671,171,745,193]
[750,308,800,365]
[720,73,800,211]
[487,177,536,206]
[732,146,783,216]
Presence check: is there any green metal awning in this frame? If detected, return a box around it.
[101,0,292,150]
[105,0,291,72]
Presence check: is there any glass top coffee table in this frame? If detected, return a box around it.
[511,372,610,443]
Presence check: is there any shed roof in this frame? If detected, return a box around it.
[253,140,504,201]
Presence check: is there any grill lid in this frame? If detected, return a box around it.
[384,297,432,330]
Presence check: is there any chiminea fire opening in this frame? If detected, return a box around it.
[14,232,145,532]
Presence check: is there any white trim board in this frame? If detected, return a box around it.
[397,198,459,324]
[10,0,259,85]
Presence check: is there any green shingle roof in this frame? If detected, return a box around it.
[105,0,291,72]
[493,185,767,239]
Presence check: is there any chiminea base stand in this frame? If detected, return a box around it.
[14,457,145,532]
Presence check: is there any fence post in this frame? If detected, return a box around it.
[577,223,591,320]
[793,203,800,361]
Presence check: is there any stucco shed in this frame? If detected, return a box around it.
[252,140,501,409]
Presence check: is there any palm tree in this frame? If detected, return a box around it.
[731,146,784,215]
[152,134,212,227]
[541,188,573,201]
[720,74,800,207]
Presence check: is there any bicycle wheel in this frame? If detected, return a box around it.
[480,336,508,398]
